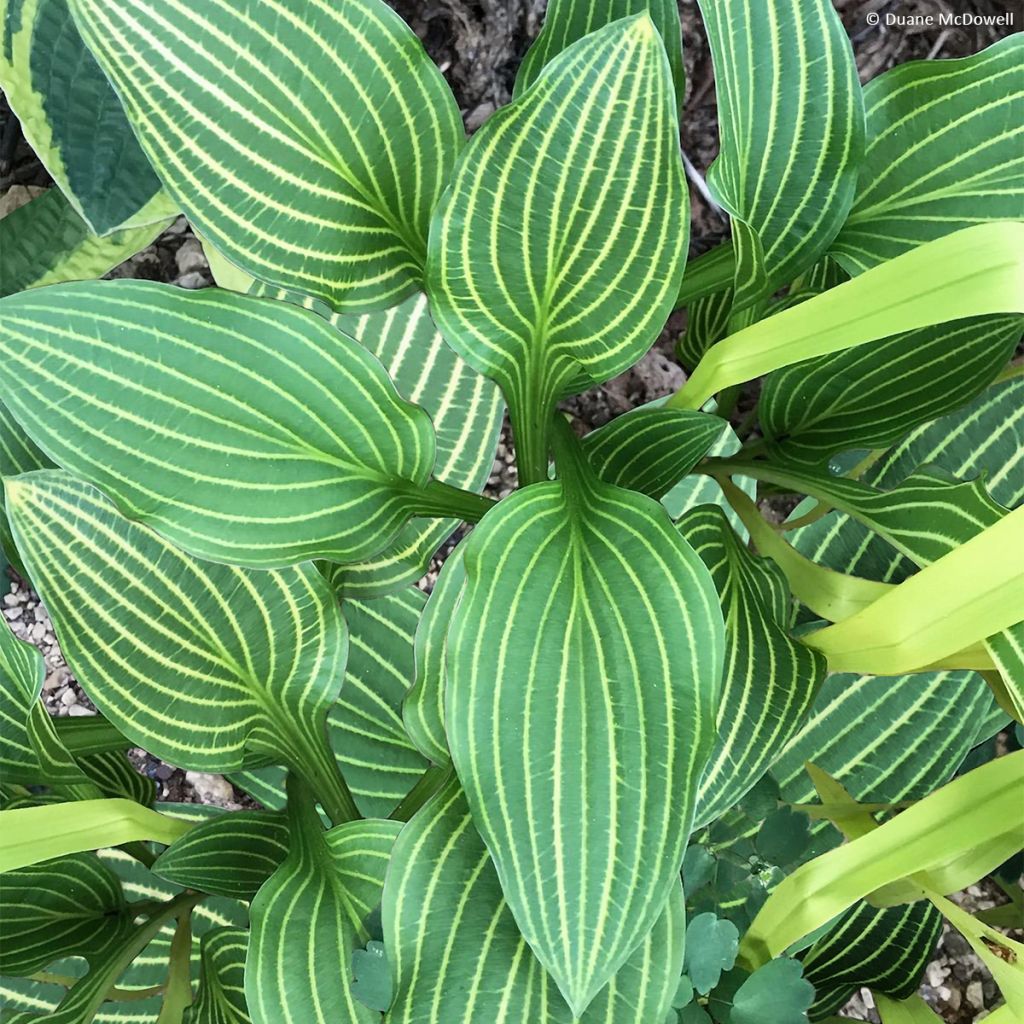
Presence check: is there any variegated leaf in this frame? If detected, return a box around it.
[186,928,252,1024]
[383,778,686,1023]
[696,0,863,312]
[0,395,52,574]
[445,428,723,1013]
[70,0,463,310]
[427,15,686,483]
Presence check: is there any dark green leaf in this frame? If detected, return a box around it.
[755,808,810,868]
[730,958,813,1024]
[185,927,252,1024]
[351,940,391,1013]
[684,913,739,995]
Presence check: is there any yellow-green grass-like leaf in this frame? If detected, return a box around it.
[232,587,429,819]
[382,778,686,1023]
[0,281,438,568]
[696,0,863,313]
[6,472,357,823]
[832,35,1024,273]
[70,0,463,311]
[186,928,252,1024]
[0,799,192,872]
[427,15,686,483]
[514,0,685,108]
[668,222,1024,410]
[445,431,723,1014]
[0,187,171,297]
[0,0,173,234]
[740,751,1024,968]
[246,790,401,1024]
[679,506,826,828]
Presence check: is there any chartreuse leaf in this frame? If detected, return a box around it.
[427,15,686,483]
[0,0,172,233]
[875,994,946,1023]
[5,472,358,824]
[801,900,942,1021]
[759,314,1021,468]
[153,811,289,901]
[0,799,191,872]
[684,913,739,995]
[246,784,401,1024]
[186,928,252,1024]
[583,408,723,500]
[445,425,723,1013]
[382,778,686,1023]
[232,587,428,818]
[668,222,1024,410]
[832,35,1024,273]
[696,0,862,313]
[739,751,1024,968]
[678,506,825,828]
[0,281,442,568]
[0,853,130,976]
[0,187,171,297]
[514,0,685,107]
[70,0,463,311]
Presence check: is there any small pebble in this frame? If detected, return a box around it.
[67,704,94,717]
[60,689,78,707]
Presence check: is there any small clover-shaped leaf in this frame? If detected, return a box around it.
[352,940,391,1012]
[755,807,810,867]
[730,958,814,1024]
[673,974,695,1009]
[684,913,739,995]
[683,844,716,893]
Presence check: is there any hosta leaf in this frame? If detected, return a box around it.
[427,15,686,482]
[383,779,686,1023]
[0,396,52,573]
[0,188,171,297]
[679,507,826,828]
[6,472,356,823]
[759,315,1022,468]
[232,587,428,818]
[153,811,289,901]
[70,0,463,310]
[832,35,1024,273]
[0,282,437,567]
[514,0,685,108]
[677,287,733,370]
[696,0,862,311]
[583,408,723,500]
[802,901,942,1021]
[445,430,723,1013]
[0,617,50,785]
[0,0,171,233]
[246,789,401,1024]
[0,853,130,976]
[186,928,252,1024]
[79,750,156,807]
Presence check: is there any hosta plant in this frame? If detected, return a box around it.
[0,1,1022,1022]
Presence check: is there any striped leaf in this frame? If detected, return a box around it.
[582,407,723,500]
[760,315,1022,467]
[0,187,171,298]
[514,0,685,108]
[445,430,723,1013]
[678,287,733,370]
[246,790,401,1024]
[0,853,130,976]
[679,506,826,829]
[186,928,252,1024]
[70,0,463,311]
[1,0,173,233]
[427,15,686,483]
[233,587,428,819]
[696,0,863,312]
[0,281,438,568]
[0,396,52,574]
[832,35,1024,273]
[154,810,289,901]
[382,778,686,1023]
[802,900,942,1022]
[0,618,48,785]
[79,750,156,807]
[6,472,357,823]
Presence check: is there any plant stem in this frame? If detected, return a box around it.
[510,401,552,487]
[390,764,452,822]
[675,242,736,310]
[156,905,194,1023]
[298,743,360,826]
[409,480,496,523]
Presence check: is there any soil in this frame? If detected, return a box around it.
[1,1,1020,1019]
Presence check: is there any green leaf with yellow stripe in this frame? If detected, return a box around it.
[1,0,174,233]
[427,15,686,483]
[831,35,1024,273]
[246,787,401,1024]
[5,471,358,825]
[445,425,723,1013]
[0,395,52,574]
[69,0,464,311]
[186,928,252,1024]
[0,281,440,568]
[382,778,686,1023]
[696,0,863,313]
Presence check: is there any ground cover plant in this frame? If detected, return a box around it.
[0,0,1022,1021]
